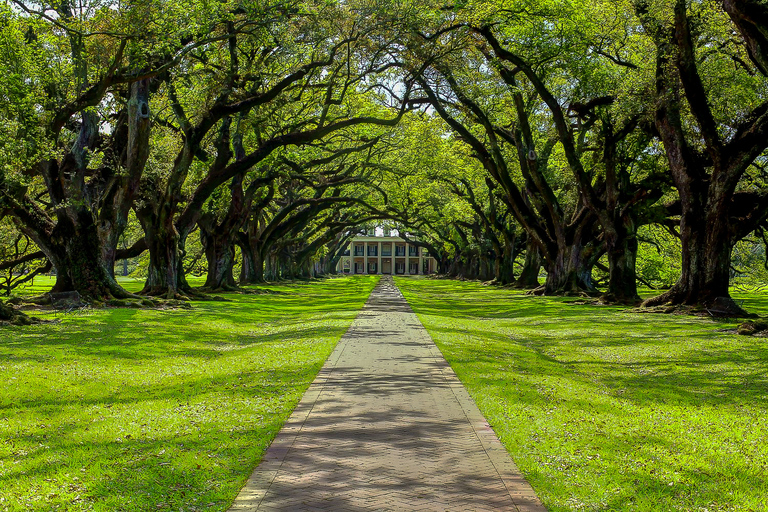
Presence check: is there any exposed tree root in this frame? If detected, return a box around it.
[628,304,700,315]
[641,287,683,308]
[183,288,231,301]
[525,285,600,298]
[512,280,541,290]
[108,288,144,301]
[138,285,192,301]
[195,284,241,297]
[105,298,192,309]
[598,292,642,306]
[0,301,48,326]
[12,295,54,306]
[640,288,753,318]
[9,295,190,311]
[737,320,768,336]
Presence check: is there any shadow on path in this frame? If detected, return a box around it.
[229,276,546,511]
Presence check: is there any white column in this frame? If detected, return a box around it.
[378,242,382,274]
[405,243,410,275]
[419,249,424,275]
[364,243,368,274]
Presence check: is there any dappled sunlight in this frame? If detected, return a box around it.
[396,277,768,512]
[0,276,378,511]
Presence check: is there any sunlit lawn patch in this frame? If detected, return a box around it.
[0,276,377,512]
[396,277,768,512]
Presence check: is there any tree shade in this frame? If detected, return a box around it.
[0,0,767,311]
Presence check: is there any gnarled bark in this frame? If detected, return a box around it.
[136,206,186,299]
[635,0,768,313]
[515,240,542,289]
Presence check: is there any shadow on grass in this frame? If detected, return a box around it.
[395,277,768,511]
[0,276,379,512]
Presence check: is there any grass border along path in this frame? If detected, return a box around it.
[396,277,768,512]
[0,275,378,512]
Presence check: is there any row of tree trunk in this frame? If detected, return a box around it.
[410,5,768,309]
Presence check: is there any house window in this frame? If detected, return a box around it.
[354,245,364,256]
[395,246,405,256]
[408,246,418,256]
[368,261,377,274]
[368,245,378,256]
[409,262,419,274]
[396,262,405,274]
[382,245,392,256]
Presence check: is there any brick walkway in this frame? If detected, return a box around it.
[229,276,546,511]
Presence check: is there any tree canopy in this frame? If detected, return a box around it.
[1,0,767,313]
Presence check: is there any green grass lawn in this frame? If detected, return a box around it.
[0,275,378,512]
[396,277,768,512]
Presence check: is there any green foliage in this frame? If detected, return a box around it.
[731,238,768,291]
[0,0,766,299]
[636,225,681,289]
[0,6,50,181]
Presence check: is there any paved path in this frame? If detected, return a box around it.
[229,276,545,511]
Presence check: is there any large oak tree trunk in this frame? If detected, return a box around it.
[41,219,130,301]
[602,219,641,304]
[447,254,462,277]
[543,225,599,296]
[15,176,135,302]
[633,0,767,316]
[515,241,541,289]
[638,30,738,311]
[643,187,737,310]
[296,259,313,279]
[137,211,185,299]
[544,253,594,295]
[9,78,150,303]
[264,254,276,281]
[496,235,518,285]
[278,253,292,280]
[200,229,237,290]
[238,237,264,284]
[323,253,343,275]
[478,253,493,281]
[464,252,478,280]
[438,255,451,274]
[101,79,151,279]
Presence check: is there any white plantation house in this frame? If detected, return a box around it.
[336,235,437,275]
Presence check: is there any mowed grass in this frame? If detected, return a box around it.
[396,277,768,512]
[0,275,378,512]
